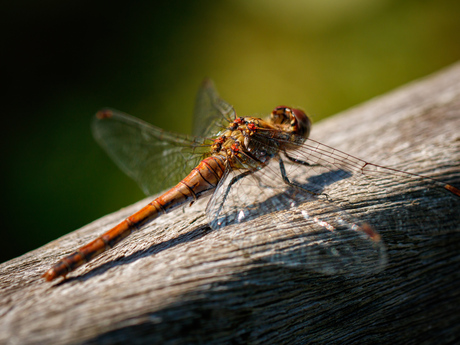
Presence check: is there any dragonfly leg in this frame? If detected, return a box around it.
[283,150,320,167]
[278,157,321,196]
[221,170,254,205]
[211,169,255,225]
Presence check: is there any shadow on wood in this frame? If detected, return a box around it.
[1,62,459,345]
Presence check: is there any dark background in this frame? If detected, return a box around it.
[2,0,460,263]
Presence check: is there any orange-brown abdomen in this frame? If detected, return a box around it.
[42,155,226,281]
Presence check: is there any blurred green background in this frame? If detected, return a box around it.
[2,0,459,263]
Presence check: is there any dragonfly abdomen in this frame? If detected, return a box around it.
[42,155,226,281]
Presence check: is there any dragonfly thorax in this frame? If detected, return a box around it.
[210,110,311,170]
[210,116,279,169]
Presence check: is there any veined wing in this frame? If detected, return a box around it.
[278,136,460,198]
[205,131,459,275]
[92,109,211,196]
[206,157,387,276]
[192,78,236,138]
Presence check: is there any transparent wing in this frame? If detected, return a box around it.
[206,157,387,276]
[205,133,459,276]
[92,109,210,196]
[278,136,460,199]
[192,78,236,138]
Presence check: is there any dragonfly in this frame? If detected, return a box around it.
[42,79,460,282]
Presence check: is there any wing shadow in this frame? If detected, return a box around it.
[52,170,459,285]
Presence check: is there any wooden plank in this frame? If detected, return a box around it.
[1,62,459,345]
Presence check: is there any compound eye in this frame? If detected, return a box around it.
[291,108,311,138]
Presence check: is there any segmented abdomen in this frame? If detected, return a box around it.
[42,155,226,281]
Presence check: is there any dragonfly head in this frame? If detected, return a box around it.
[271,106,311,138]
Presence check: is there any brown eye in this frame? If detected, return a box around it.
[291,108,311,138]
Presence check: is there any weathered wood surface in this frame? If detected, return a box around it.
[1,63,460,345]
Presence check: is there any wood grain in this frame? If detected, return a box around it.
[1,63,459,345]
